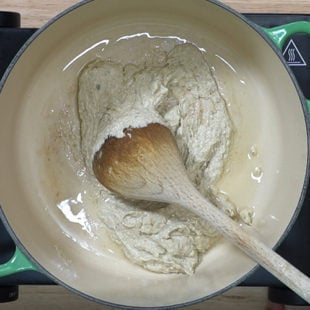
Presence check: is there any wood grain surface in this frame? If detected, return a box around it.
[0,286,309,310]
[0,0,310,28]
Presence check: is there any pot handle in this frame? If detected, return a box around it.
[0,247,38,277]
[263,21,310,111]
[263,21,310,49]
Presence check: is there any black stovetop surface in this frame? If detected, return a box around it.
[0,12,309,306]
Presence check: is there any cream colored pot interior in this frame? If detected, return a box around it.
[0,0,308,308]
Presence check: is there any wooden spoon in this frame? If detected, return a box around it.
[93,122,310,303]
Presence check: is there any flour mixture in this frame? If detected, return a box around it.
[77,43,250,274]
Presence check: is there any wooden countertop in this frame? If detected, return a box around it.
[1,0,310,28]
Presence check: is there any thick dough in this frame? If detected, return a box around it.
[77,43,235,274]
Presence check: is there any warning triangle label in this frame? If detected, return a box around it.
[283,39,307,67]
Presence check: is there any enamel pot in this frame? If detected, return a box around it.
[0,0,310,308]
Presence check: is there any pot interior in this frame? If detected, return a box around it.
[0,0,308,307]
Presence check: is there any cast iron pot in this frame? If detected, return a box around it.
[0,0,310,308]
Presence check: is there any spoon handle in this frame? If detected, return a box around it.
[93,122,310,302]
[180,190,310,303]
